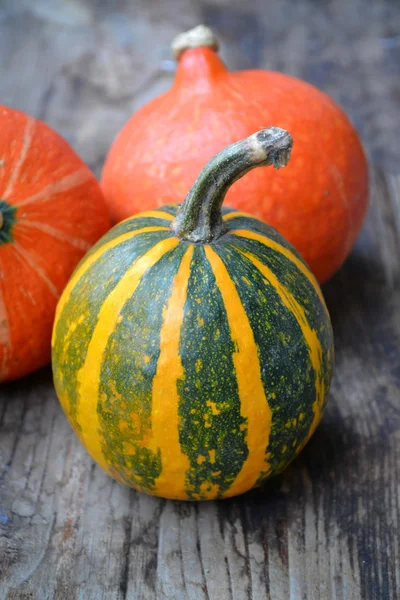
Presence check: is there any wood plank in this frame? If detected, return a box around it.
[0,0,400,599]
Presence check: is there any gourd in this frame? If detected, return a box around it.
[101,25,368,283]
[0,105,110,382]
[53,127,334,500]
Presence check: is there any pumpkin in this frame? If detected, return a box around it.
[0,105,111,382]
[53,128,334,501]
[101,25,368,284]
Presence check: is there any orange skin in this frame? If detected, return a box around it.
[101,47,368,283]
[0,106,111,382]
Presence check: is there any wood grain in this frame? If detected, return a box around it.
[0,0,400,598]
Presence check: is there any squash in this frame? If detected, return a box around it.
[0,105,111,382]
[53,128,334,500]
[101,25,368,284]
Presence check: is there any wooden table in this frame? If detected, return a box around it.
[1,1,399,598]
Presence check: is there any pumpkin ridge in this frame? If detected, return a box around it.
[52,228,172,433]
[3,116,35,199]
[14,166,92,208]
[117,209,175,225]
[177,245,248,500]
[221,210,299,254]
[18,219,92,252]
[149,244,194,499]
[330,163,353,257]
[214,242,318,479]
[12,239,59,297]
[204,245,272,499]
[238,248,326,443]
[223,210,259,222]
[87,220,172,257]
[97,241,189,493]
[231,229,325,308]
[75,237,180,473]
[53,226,169,337]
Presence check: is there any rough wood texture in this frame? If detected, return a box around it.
[1,1,400,598]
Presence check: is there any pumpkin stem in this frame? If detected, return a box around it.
[0,201,18,246]
[171,127,293,243]
[172,25,219,60]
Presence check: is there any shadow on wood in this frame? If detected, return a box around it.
[323,252,393,330]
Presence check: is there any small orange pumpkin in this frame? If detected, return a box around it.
[0,105,111,382]
[101,25,369,283]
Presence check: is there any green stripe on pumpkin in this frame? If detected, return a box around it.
[97,242,189,492]
[177,245,248,500]
[156,204,179,217]
[81,215,173,262]
[221,206,241,215]
[52,229,171,432]
[227,233,334,401]
[213,242,318,481]
[223,213,306,260]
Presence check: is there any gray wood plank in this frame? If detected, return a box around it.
[0,1,400,599]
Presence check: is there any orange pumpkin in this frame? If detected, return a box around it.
[0,105,111,382]
[101,25,368,283]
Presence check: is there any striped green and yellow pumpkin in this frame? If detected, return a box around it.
[52,128,334,500]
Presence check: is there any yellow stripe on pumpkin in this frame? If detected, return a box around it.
[149,245,194,499]
[52,225,168,346]
[240,250,325,443]
[204,246,273,499]
[231,229,326,309]
[75,237,180,474]
[118,209,175,225]
[223,210,257,222]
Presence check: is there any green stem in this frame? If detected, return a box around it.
[171,127,293,243]
[0,201,18,246]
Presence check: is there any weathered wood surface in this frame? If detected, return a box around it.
[1,0,400,598]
